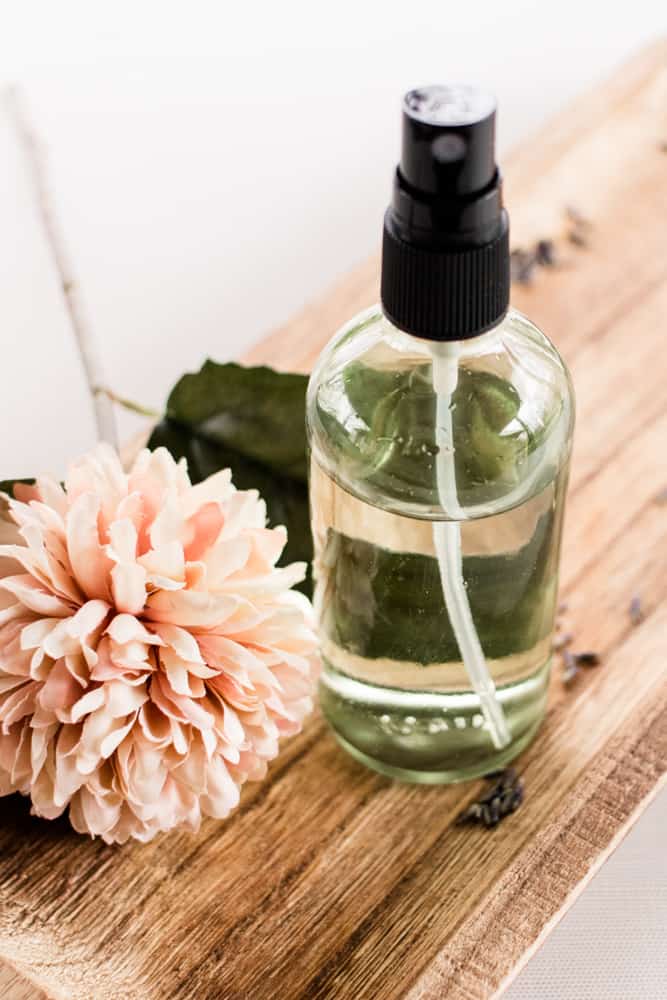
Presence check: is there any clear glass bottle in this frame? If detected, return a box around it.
[307,305,574,781]
[306,86,575,782]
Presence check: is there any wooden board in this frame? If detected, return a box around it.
[1,40,667,1000]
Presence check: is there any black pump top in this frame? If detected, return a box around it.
[381,84,510,341]
[401,85,496,195]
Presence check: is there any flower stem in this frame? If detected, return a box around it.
[5,86,119,449]
[95,387,160,420]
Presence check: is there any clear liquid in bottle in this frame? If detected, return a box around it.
[311,459,567,781]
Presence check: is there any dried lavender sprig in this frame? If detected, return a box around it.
[561,649,602,686]
[567,229,589,248]
[575,651,600,668]
[553,631,573,651]
[629,596,644,626]
[564,204,592,249]
[562,650,580,686]
[535,239,556,266]
[565,204,592,229]
[455,768,524,829]
[510,239,558,286]
[510,248,538,285]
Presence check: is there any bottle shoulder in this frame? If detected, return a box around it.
[308,305,573,395]
[307,306,575,520]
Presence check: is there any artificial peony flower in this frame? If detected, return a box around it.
[0,444,318,844]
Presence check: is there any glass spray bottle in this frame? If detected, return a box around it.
[307,86,575,782]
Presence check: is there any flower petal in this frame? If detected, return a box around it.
[0,574,72,617]
[66,493,113,601]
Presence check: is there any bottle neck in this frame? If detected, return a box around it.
[379,305,510,357]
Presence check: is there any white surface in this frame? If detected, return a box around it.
[0,4,665,997]
[1,1,667,473]
[508,788,667,1000]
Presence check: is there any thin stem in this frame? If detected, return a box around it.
[4,86,118,448]
[96,387,160,420]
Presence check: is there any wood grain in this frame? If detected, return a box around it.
[2,40,667,1000]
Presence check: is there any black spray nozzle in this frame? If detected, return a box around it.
[401,85,497,197]
[392,84,503,245]
[381,83,510,341]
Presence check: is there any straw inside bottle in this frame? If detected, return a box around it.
[430,341,511,750]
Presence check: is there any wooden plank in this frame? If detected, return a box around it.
[1,39,667,1000]
[0,962,47,1000]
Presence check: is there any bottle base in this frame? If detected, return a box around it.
[319,657,550,784]
[330,718,542,784]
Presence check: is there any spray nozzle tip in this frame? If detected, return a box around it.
[401,83,497,197]
[404,85,495,127]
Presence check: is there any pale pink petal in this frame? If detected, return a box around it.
[39,659,81,715]
[201,537,251,587]
[138,702,171,744]
[106,518,138,564]
[161,650,193,697]
[151,623,203,663]
[182,469,233,516]
[34,475,68,516]
[70,785,122,837]
[151,673,213,730]
[149,492,185,550]
[106,614,163,646]
[222,562,307,594]
[0,681,38,727]
[145,589,240,628]
[66,444,127,532]
[66,493,113,601]
[0,574,72,616]
[67,600,110,665]
[0,603,24,626]
[71,686,106,724]
[30,720,60,783]
[53,727,87,806]
[138,542,185,589]
[0,675,30,695]
[200,754,240,818]
[111,563,147,615]
[183,502,224,562]
[0,616,35,676]
[107,640,154,674]
[104,680,148,718]
[219,490,266,537]
[20,617,59,651]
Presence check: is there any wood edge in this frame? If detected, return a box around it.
[492,768,667,999]
[405,684,667,1000]
[0,956,53,1000]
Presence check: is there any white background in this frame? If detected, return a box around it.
[0,3,665,997]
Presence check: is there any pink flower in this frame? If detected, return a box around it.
[0,445,318,844]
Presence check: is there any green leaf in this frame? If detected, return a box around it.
[163,361,308,481]
[148,362,312,594]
